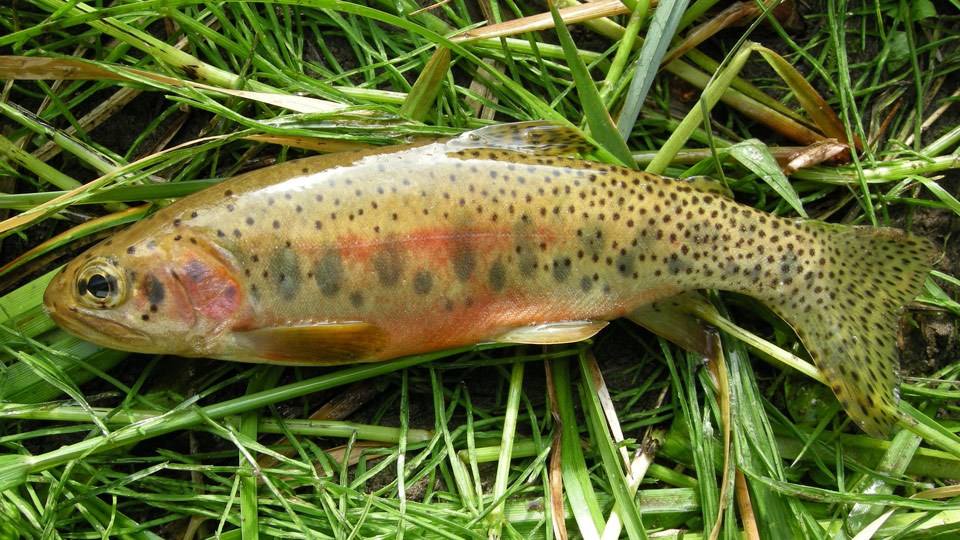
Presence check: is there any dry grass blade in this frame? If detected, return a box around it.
[0,56,352,114]
[451,0,629,43]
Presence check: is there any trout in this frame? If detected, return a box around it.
[43,123,935,437]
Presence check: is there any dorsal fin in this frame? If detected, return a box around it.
[448,122,595,156]
[680,175,734,198]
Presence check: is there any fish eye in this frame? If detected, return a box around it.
[75,259,126,309]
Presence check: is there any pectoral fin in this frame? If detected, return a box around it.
[491,321,609,345]
[232,322,388,365]
[627,292,720,360]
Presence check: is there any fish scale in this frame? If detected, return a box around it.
[44,123,936,437]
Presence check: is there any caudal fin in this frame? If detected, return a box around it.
[773,224,935,437]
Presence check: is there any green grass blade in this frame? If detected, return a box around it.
[615,0,690,139]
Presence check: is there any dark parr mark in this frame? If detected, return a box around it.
[270,250,301,300]
[580,276,593,292]
[313,251,344,296]
[374,248,405,286]
[452,246,476,282]
[489,261,507,291]
[552,257,571,283]
[413,271,434,295]
[349,291,364,308]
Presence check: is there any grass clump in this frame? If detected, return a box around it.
[1,0,959,538]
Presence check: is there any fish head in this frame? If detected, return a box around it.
[44,224,247,357]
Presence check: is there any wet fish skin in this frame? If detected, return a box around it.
[43,123,936,437]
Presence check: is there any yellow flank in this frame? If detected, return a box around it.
[43,122,936,438]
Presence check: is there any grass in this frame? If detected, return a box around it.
[1,0,959,538]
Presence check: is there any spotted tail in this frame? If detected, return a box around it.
[770,223,936,437]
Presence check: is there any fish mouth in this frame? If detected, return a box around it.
[48,306,154,352]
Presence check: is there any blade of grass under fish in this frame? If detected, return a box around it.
[723,139,808,218]
[717,306,822,538]
[0,346,480,492]
[615,0,690,140]
[661,342,722,535]
[0,336,127,403]
[551,357,603,538]
[844,428,921,534]
[488,361,524,537]
[578,352,647,540]
[431,367,480,516]
[396,369,412,540]
[548,0,634,168]
[0,404,432,442]
[0,272,127,403]
[0,270,57,337]
[239,369,281,540]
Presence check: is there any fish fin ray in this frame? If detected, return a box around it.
[232,322,387,365]
[449,122,595,156]
[772,224,936,437]
[627,292,721,360]
[491,320,608,345]
[680,175,734,198]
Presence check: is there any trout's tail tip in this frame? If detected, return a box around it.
[777,223,935,438]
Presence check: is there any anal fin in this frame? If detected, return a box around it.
[627,292,720,360]
[232,322,388,365]
[491,321,609,345]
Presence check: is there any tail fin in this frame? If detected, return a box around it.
[770,224,936,437]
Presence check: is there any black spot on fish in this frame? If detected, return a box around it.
[452,246,476,282]
[413,271,433,295]
[374,248,404,286]
[145,274,165,305]
[349,291,364,308]
[489,261,507,291]
[313,252,344,296]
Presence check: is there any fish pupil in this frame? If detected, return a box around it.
[85,274,111,299]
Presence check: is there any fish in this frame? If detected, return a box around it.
[43,122,936,437]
